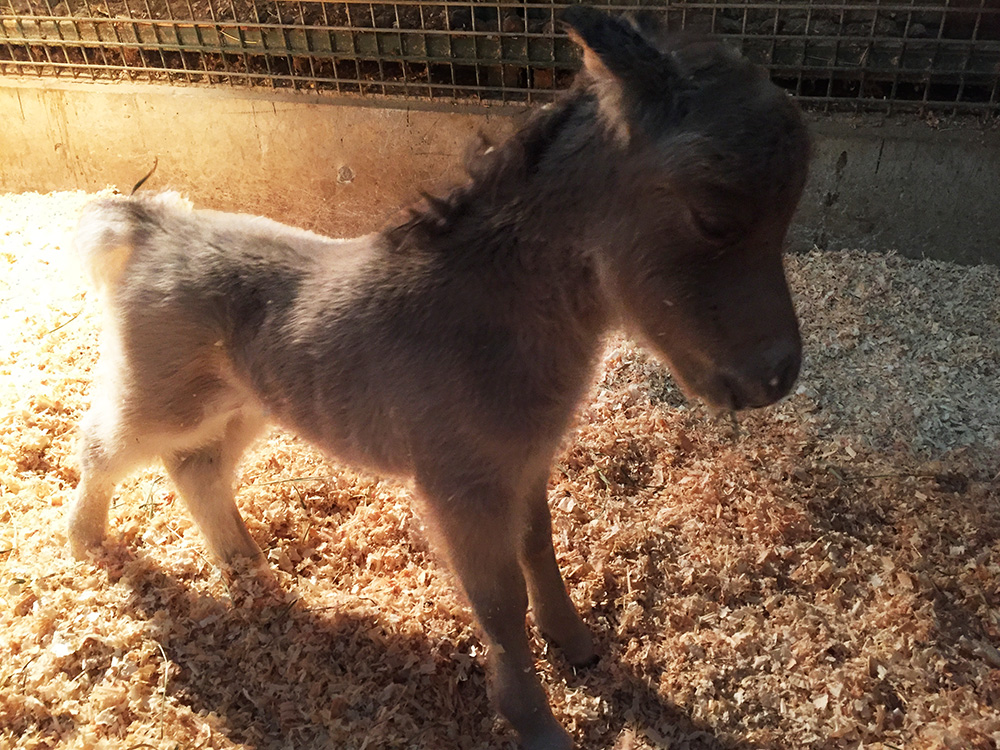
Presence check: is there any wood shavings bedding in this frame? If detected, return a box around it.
[0,191,997,750]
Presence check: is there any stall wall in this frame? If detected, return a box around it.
[2,79,998,264]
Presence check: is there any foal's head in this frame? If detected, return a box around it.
[564,6,810,411]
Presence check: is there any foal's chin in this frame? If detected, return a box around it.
[676,365,798,413]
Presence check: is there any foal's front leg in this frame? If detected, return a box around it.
[418,476,572,750]
[520,476,596,667]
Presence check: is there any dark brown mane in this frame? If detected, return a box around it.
[384,89,593,249]
[384,29,785,256]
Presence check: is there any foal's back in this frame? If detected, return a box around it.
[77,191,598,481]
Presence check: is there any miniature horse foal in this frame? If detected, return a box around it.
[68,7,810,749]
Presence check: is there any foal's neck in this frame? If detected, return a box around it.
[387,92,611,265]
[368,93,619,421]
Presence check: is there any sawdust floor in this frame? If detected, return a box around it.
[1,191,998,750]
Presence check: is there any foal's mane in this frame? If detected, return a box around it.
[381,25,789,252]
[384,88,589,249]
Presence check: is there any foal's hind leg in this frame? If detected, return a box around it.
[521,477,596,667]
[163,413,266,566]
[68,395,152,558]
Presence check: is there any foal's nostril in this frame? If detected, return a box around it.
[766,348,800,399]
[716,343,801,411]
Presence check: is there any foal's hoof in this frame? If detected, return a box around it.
[566,648,600,669]
[221,554,283,606]
[544,624,597,668]
[69,540,102,561]
[67,525,106,561]
[523,723,574,750]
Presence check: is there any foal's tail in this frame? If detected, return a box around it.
[75,197,140,293]
[74,191,192,293]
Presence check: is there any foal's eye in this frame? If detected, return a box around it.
[688,207,738,244]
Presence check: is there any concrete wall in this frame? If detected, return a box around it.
[0,79,519,237]
[2,79,998,264]
[794,116,1000,266]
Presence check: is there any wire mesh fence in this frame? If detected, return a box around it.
[1,1,998,113]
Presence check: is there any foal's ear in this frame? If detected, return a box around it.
[562,5,682,107]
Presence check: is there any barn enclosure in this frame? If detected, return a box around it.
[3,0,1000,107]
[2,0,1000,260]
[1,3,999,750]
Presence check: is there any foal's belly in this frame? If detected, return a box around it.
[258,385,417,480]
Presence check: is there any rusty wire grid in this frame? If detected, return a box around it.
[1,1,999,113]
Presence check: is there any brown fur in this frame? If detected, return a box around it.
[67,8,810,749]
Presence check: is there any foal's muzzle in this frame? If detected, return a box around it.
[719,339,801,410]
